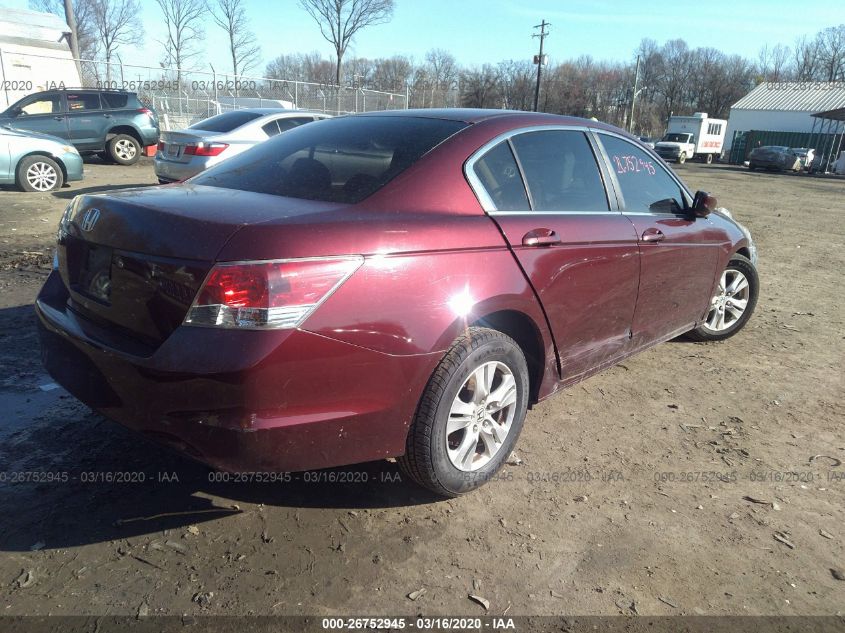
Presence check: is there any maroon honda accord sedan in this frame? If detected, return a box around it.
[37,109,759,496]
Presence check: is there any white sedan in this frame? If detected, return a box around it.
[154,109,329,183]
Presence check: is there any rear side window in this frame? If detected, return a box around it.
[101,93,129,109]
[262,117,313,137]
[510,130,609,212]
[193,116,467,203]
[472,141,529,211]
[599,134,686,214]
[67,93,101,111]
[190,110,263,133]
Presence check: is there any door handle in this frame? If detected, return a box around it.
[641,228,665,243]
[103,113,112,118]
[53,116,64,121]
[522,228,561,247]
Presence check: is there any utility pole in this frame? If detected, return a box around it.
[532,19,550,112]
[628,54,640,133]
[63,0,82,78]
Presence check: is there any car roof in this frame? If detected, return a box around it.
[355,108,627,134]
[227,108,324,116]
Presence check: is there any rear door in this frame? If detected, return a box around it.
[594,132,726,345]
[468,127,641,382]
[66,92,106,149]
[6,92,68,139]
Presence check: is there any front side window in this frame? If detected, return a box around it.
[67,93,101,111]
[599,134,687,215]
[472,141,529,211]
[18,93,60,115]
[510,130,610,212]
[193,115,466,203]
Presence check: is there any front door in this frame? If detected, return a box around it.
[595,132,727,346]
[469,128,640,382]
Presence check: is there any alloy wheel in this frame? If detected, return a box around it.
[446,361,517,472]
[26,161,58,191]
[704,269,750,331]
[115,139,137,161]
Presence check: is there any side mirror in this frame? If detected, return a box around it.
[9,106,22,117]
[692,190,717,218]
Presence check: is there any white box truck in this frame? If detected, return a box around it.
[654,112,727,164]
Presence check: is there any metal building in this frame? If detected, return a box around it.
[0,8,81,110]
[724,81,845,150]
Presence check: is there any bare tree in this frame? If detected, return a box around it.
[212,0,261,78]
[758,43,791,81]
[371,55,412,92]
[298,0,394,85]
[31,0,99,59]
[91,0,142,83]
[817,25,845,81]
[793,34,822,80]
[155,0,206,85]
[460,65,499,108]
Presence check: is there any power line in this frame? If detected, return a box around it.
[532,19,550,112]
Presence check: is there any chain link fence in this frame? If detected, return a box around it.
[0,50,408,130]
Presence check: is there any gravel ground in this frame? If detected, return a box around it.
[0,158,843,619]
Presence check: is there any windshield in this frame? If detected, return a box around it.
[192,115,467,204]
[662,133,692,143]
[190,110,264,132]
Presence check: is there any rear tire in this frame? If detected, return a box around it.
[687,254,758,342]
[748,163,756,171]
[705,153,713,164]
[108,134,141,165]
[17,155,64,192]
[398,327,529,497]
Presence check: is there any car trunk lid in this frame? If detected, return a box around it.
[59,184,348,347]
[158,130,221,163]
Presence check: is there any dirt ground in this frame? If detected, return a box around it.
[0,157,843,620]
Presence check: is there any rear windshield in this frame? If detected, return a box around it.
[190,110,263,132]
[662,133,691,142]
[192,116,467,203]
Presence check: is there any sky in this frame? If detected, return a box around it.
[3,0,845,77]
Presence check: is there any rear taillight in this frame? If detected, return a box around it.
[138,107,153,115]
[184,142,229,157]
[156,141,165,151]
[185,256,363,329]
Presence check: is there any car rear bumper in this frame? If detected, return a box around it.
[154,155,209,182]
[36,270,438,472]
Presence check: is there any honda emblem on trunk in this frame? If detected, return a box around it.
[80,208,101,232]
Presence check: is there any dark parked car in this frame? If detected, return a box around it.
[748,145,801,172]
[0,88,159,165]
[37,110,759,497]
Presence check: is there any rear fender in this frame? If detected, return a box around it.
[304,247,559,398]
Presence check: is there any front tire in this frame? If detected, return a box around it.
[17,155,64,192]
[677,153,687,164]
[398,327,529,497]
[687,254,758,342]
[108,134,141,165]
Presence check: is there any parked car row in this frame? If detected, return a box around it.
[0,88,159,166]
[0,86,330,192]
[747,145,816,172]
